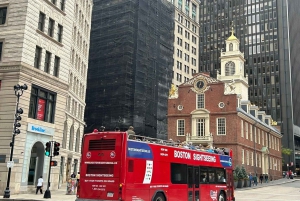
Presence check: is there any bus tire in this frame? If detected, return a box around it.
[218,191,226,201]
[153,193,165,201]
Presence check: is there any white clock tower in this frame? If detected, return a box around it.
[217,25,249,100]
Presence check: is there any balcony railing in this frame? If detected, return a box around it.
[186,134,213,144]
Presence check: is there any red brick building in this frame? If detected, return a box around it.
[168,32,282,179]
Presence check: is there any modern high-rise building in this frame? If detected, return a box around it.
[198,0,300,171]
[85,0,174,139]
[167,0,200,86]
[0,0,92,194]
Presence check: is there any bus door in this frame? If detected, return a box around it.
[187,166,200,201]
[226,168,234,200]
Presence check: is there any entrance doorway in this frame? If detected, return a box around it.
[27,141,44,185]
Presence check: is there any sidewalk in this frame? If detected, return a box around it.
[235,178,299,191]
[0,184,77,201]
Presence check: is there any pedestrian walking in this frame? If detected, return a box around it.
[253,174,258,186]
[265,173,269,183]
[36,176,43,194]
[259,174,263,184]
[76,172,80,184]
[249,173,253,187]
[71,172,76,178]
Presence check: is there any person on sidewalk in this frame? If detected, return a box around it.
[265,173,269,183]
[259,174,263,184]
[76,172,80,185]
[249,173,253,187]
[253,174,258,186]
[36,176,43,194]
[71,172,76,178]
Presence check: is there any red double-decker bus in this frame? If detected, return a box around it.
[76,131,235,201]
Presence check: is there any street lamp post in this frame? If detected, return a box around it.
[3,84,27,198]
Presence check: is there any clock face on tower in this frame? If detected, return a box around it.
[194,78,207,92]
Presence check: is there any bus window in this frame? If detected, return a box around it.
[200,167,208,183]
[208,168,216,183]
[216,168,226,183]
[194,167,199,188]
[188,166,193,188]
[171,163,187,184]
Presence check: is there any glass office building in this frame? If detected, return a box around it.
[199,0,300,171]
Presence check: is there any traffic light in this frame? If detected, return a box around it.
[50,161,57,166]
[14,108,23,135]
[53,142,60,156]
[45,142,51,156]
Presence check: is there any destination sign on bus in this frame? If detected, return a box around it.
[174,150,217,162]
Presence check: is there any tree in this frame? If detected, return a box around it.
[241,166,248,180]
[282,147,293,164]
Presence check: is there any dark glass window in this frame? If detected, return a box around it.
[48,18,55,37]
[0,7,7,25]
[34,46,42,68]
[171,163,187,184]
[28,85,56,123]
[57,24,63,42]
[51,0,56,5]
[0,42,3,61]
[44,51,51,73]
[38,12,45,31]
[60,0,65,11]
[54,56,60,77]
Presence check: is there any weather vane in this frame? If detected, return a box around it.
[231,21,234,36]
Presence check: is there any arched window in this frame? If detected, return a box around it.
[69,125,74,151]
[225,61,235,76]
[75,128,80,152]
[229,43,233,51]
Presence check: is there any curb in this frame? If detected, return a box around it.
[235,179,298,191]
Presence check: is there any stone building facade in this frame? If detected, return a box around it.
[0,0,92,194]
[167,0,200,86]
[168,32,282,179]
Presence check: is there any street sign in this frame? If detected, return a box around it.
[7,161,14,168]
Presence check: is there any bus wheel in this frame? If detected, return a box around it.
[218,192,225,201]
[153,193,165,201]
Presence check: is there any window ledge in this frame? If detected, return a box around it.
[36,29,63,47]
[43,0,66,16]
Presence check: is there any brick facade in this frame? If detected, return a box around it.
[168,73,282,180]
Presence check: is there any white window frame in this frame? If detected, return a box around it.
[241,120,244,137]
[245,122,248,139]
[262,131,264,146]
[177,119,185,136]
[246,150,249,165]
[242,149,245,164]
[217,117,226,135]
[251,152,254,166]
[196,118,205,137]
[258,129,260,144]
[250,124,253,141]
[197,93,205,109]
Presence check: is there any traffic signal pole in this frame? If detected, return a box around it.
[44,148,52,198]
[44,141,60,198]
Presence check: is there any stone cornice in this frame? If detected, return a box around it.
[0,62,68,93]
[237,112,282,138]
[36,29,64,47]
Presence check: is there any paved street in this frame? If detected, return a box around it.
[0,184,77,201]
[0,178,298,201]
[235,178,300,201]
